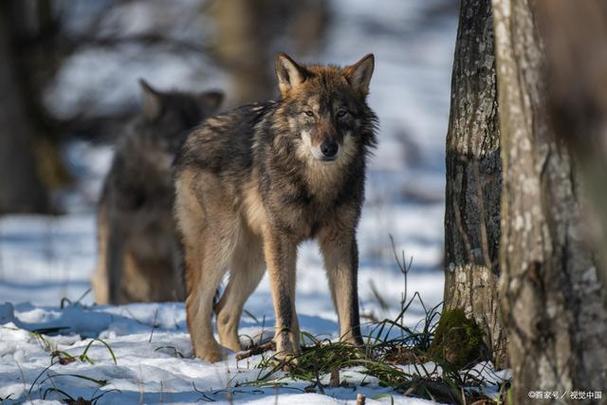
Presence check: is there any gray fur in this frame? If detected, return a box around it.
[92,80,224,304]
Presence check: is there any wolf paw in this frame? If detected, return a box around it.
[273,338,301,370]
[269,351,299,371]
[197,345,233,363]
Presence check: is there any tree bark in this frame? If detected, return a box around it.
[492,0,607,402]
[443,0,506,368]
[534,0,607,307]
[0,2,49,214]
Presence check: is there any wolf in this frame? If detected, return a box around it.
[174,53,377,362]
[92,79,224,305]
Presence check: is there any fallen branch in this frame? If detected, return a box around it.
[235,341,275,361]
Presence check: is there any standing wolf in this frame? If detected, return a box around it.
[174,53,377,362]
[92,80,224,304]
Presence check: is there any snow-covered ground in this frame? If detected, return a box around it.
[0,1,474,403]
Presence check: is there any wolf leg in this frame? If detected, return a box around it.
[175,170,238,362]
[184,231,234,363]
[171,236,186,301]
[216,233,265,352]
[92,206,110,304]
[319,232,363,346]
[107,219,126,305]
[262,230,300,359]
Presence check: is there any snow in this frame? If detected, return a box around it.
[0,0,478,403]
[0,301,445,404]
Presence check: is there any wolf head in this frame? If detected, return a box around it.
[135,79,224,155]
[274,53,377,166]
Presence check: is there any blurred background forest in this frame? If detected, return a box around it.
[0,0,457,308]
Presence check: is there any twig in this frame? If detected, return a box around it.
[235,341,275,361]
[329,368,340,387]
[369,280,389,311]
[148,309,159,343]
[314,367,325,394]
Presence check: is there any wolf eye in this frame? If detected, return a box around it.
[336,109,349,118]
[304,110,314,117]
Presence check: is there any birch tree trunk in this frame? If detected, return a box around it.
[443,0,506,368]
[492,0,607,401]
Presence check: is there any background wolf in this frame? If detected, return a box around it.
[174,53,377,362]
[92,80,223,304]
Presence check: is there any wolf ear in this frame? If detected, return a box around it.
[345,54,374,96]
[139,79,163,120]
[197,90,224,114]
[275,53,308,96]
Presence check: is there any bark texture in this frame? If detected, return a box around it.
[443,0,506,367]
[535,0,607,304]
[492,0,607,401]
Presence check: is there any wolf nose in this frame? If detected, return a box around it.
[320,140,338,158]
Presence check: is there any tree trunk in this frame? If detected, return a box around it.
[211,0,277,104]
[0,2,49,214]
[534,0,607,306]
[443,0,506,368]
[210,0,328,105]
[492,0,607,402]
